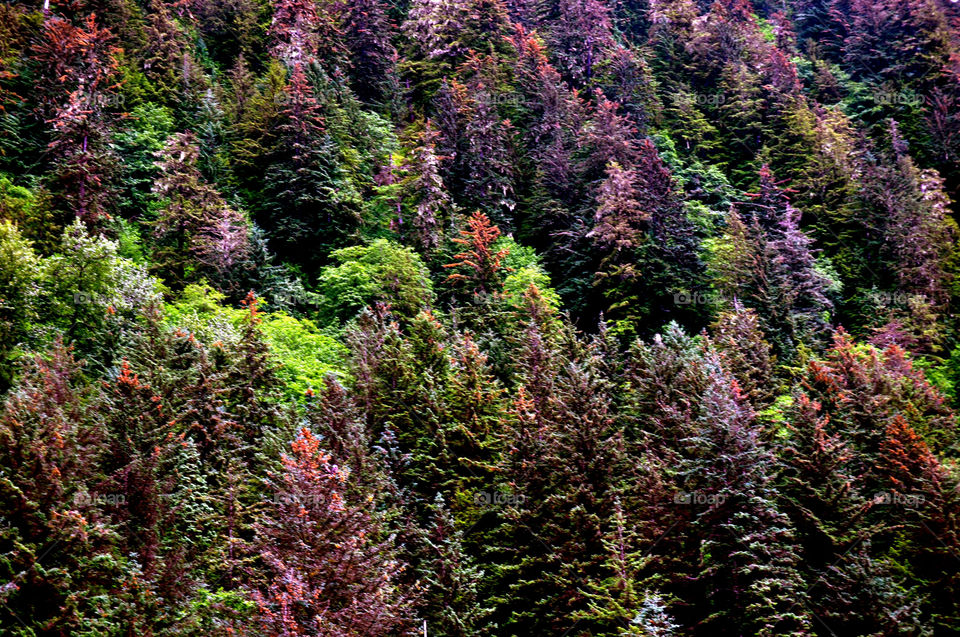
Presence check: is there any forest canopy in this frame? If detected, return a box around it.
[1,0,960,634]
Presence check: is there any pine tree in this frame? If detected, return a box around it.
[589,161,648,253]
[545,0,616,87]
[415,329,506,514]
[590,139,705,340]
[579,92,640,181]
[778,393,909,634]
[432,68,516,225]
[716,166,835,359]
[493,329,627,633]
[576,498,679,636]
[708,301,776,409]
[865,127,958,324]
[269,0,343,67]
[875,415,960,632]
[404,122,450,256]
[417,494,490,636]
[218,293,288,457]
[843,0,952,85]
[508,24,584,205]
[96,359,184,603]
[798,330,957,469]
[0,342,129,633]
[403,0,511,67]
[444,211,510,298]
[622,326,812,635]
[142,0,207,109]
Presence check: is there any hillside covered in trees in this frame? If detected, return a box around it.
[2,0,960,634]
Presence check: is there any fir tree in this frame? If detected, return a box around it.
[34,14,121,224]
[248,426,414,635]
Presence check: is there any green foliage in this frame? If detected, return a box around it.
[317,238,434,324]
[497,236,561,313]
[164,284,346,401]
[39,221,162,369]
[259,312,347,399]
[112,103,174,218]
[0,220,39,389]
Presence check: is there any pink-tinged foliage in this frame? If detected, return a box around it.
[589,161,647,252]
[269,0,341,66]
[152,131,251,288]
[34,14,121,223]
[546,0,615,86]
[248,427,413,636]
[508,25,585,198]
[195,208,252,276]
[406,122,448,254]
[718,165,834,357]
[877,148,958,310]
[579,91,639,178]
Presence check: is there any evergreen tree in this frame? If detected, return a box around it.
[341,0,398,104]
[0,343,133,633]
[152,131,250,289]
[247,426,414,635]
[33,14,121,224]
[715,166,835,359]
[258,63,361,268]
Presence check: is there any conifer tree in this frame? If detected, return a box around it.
[590,139,704,339]
[444,211,509,298]
[493,327,626,633]
[152,131,250,289]
[864,128,959,342]
[576,498,679,636]
[417,493,490,636]
[96,360,184,603]
[508,25,584,207]
[33,14,121,224]
[248,426,413,635]
[142,0,207,110]
[798,330,957,468]
[0,343,127,633]
[708,301,776,409]
[269,0,343,67]
[545,0,616,87]
[716,166,835,358]
[589,161,647,252]
[404,122,450,255]
[259,63,361,267]
[341,0,398,104]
